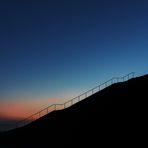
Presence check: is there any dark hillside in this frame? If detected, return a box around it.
[0,75,147,147]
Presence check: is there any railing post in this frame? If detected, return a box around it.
[92,89,94,94]
[79,96,81,101]
[133,72,135,78]
[111,78,113,84]
[85,92,87,98]
[99,85,100,91]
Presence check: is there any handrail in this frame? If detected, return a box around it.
[10,72,135,129]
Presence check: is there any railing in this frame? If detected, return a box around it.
[11,72,135,130]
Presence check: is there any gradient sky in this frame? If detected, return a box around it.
[0,0,148,130]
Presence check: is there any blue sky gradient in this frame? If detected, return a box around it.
[0,0,148,123]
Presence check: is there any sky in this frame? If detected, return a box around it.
[0,0,148,130]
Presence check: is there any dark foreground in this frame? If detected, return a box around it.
[0,74,148,147]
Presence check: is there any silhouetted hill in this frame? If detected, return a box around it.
[0,74,148,147]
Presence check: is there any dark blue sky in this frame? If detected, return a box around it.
[0,0,148,111]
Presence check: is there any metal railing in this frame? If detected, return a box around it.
[11,72,135,130]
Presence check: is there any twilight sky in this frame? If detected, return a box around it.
[0,0,148,130]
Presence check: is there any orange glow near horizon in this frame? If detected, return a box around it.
[0,97,67,120]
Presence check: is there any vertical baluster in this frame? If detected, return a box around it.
[85,92,87,98]
[78,96,80,101]
[133,72,135,78]
[111,78,113,84]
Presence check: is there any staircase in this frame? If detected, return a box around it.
[10,72,135,130]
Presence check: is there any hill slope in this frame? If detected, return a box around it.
[0,74,148,147]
